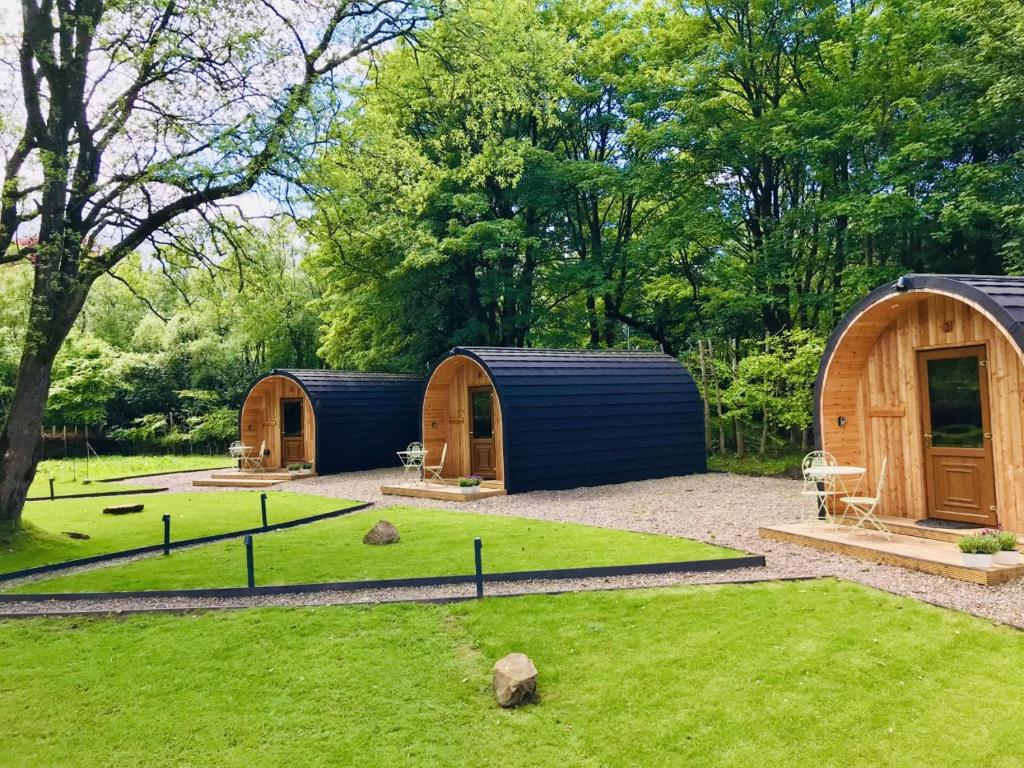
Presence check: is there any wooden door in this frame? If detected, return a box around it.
[469,386,496,479]
[917,345,997,525]
[281,398,305,466]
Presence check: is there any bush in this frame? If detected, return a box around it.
[958,534,999,554]
[996,531,1019,552]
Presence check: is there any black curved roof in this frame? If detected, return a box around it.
[813,273,1024,447]
[245,369,422,474]
[437,347,706,492]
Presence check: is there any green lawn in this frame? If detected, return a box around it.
[8,506,741,593]
[1,580,1022,767]
[1,492,356,575]
[28,454,231,498]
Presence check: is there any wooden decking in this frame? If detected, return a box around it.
[193,470,316,489]
[761,521,1024,586]
[380,478,507,502]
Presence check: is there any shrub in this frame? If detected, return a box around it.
[996,531,1019,552]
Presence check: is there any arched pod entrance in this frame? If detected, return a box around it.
[240,374,316,470]
[422,354,505,483]
[814,275,1024,533]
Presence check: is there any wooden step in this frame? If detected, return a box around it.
[836,516,1022,545]
[192,478,285,489]
[209,471,309,482]
[760,522,1024,586]
[380,482,507,502]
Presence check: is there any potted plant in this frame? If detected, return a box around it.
[958,534,998,568]
[286,463,304,475]
[994,531,1020,565]
[454,475,483,494]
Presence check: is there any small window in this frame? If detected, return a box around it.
[282,399,303,438]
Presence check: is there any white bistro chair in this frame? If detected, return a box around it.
[422,443,448,483]
[837,458,890,539]
[240,440,266,473]
[800,450,839,524]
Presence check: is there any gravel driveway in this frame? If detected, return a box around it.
[6,468,1023,627]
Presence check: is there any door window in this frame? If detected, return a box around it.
[926,355,983,448]
[471,389,493,439]
[282,400,303,438]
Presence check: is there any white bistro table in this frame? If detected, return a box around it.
[396,448,428,482]
[806,465,866,521]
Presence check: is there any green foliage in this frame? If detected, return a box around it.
[9,0,1024,464]
[996,531,1019,552]
[958,534,999,555]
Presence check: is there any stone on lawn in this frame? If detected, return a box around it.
[363,520,400,545]
[62,531,90,540]
[103,503,145,515]
[493,653,538,707]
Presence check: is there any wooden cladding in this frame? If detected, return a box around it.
[239,375,315,470]
[818,290,1024,533]
[422,356,505,482]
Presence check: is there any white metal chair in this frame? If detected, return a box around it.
[422,443,447,483]
[799,450,839,523]
[240,440,265,473]
[838,457,890,539]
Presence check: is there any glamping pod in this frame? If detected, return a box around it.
[815,274,1024,534]
[420,347,706,493]
[239,369,421,474]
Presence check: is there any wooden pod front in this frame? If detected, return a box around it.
[240,374,316,469]
[815,275,1024,533]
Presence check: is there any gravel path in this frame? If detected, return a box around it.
[6,468,1022,627]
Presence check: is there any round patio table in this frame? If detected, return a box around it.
[806,465,866,520]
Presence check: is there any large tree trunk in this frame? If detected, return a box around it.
[0,352,54,525]
[0,261,89,526]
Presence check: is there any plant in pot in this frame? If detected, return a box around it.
[457,475,482,488]
[994,531,1020,565]
[286,463,304,475]
[958,534,998,568]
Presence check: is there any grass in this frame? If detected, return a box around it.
[0,492,356,575]
[709,450,803,477]
[9,506,741,593]
[28,454,231,498]
[2,579,1024,767]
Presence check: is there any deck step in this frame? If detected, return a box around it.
[761,522,1024,586]
[209,471,312,482]
[380,482,507,502]
[192,478,286,488]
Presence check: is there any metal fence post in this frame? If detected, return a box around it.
[245,535,255,589]
[162,514,171,556]
[49,477,55,501]
[474,537,484,598]
[260,493,268,529]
